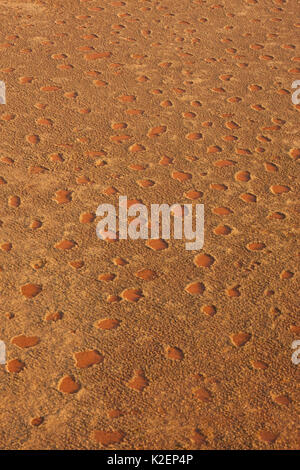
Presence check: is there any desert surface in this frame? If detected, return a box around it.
[0,0,299,450]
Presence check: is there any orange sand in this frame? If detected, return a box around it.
[0,0,299,450]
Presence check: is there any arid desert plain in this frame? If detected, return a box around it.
[0,0,299,450]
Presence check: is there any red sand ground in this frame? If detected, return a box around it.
[0,0,299,450]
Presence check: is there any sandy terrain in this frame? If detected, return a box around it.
[0,0,299,450]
